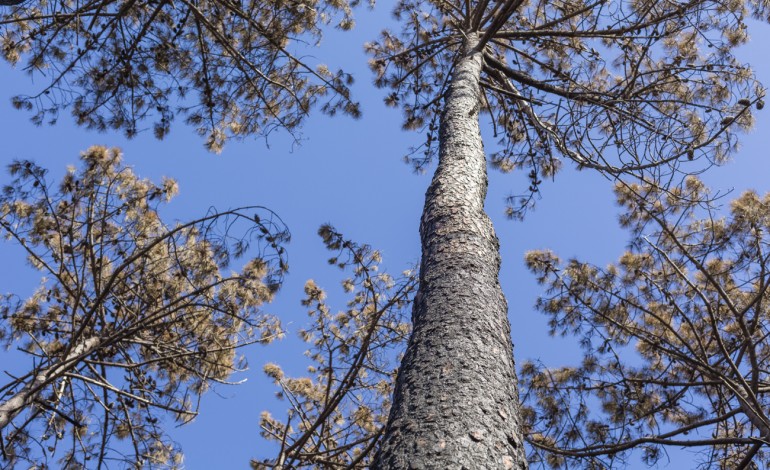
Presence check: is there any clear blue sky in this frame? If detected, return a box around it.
[1,6,769,469]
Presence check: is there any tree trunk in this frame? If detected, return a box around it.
[374,35,528,470]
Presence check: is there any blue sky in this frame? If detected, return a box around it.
[1,6,770,469]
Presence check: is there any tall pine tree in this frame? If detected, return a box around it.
[366,1,765,468]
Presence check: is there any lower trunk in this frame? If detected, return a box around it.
[374,35,527,469]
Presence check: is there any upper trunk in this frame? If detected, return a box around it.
[373,35,527,469]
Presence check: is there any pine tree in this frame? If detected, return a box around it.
[3,0,769,467]
[0,147,289,468]
[365,1,765,468]
[523,178,770,468]
[0,0,364,152]
[256,179,770,469]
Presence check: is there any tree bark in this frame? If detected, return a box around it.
[374,35,528,470]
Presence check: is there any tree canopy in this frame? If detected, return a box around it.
[522,178,770,469]
[1,0,770,467]
[0,147,288,468]
[366,0,766,214]
[0,0,365,152]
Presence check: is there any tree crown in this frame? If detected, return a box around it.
[1,0,367,151]
[367,0,766,215]
[0,147,289,467]
[522,177,770,468]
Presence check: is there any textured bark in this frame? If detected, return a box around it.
[374,35,527,470]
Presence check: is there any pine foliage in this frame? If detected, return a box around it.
[0,146,289,468]
[253,226,417,469]
[0,0,365,152]
[366,0,767,216]
[523,178,770,468]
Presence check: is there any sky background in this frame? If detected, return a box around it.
[1,5,770,469]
